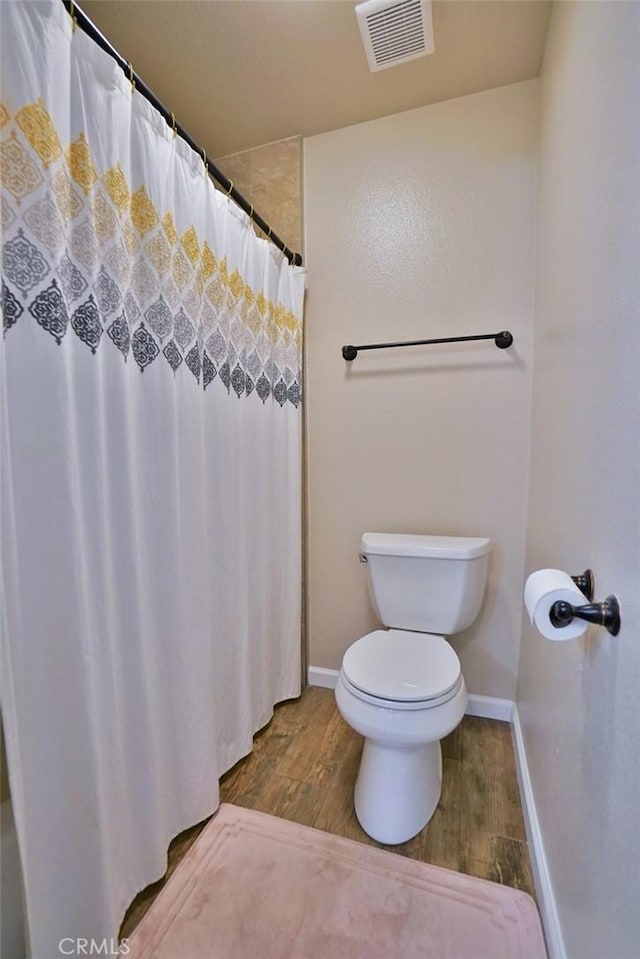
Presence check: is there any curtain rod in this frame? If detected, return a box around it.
[60,0,303,266]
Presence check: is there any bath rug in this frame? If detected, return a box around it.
[126,803,547,959]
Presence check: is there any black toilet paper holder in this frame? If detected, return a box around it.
[550,569,621,636]
[571,569,594,601]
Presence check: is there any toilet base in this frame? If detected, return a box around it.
[354,738,443,845]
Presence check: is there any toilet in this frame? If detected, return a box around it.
[335,532,491,845]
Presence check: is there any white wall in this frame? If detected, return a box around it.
[518,3,640,958]
[304,81,539,698]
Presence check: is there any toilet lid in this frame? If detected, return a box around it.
[342,630,461,703]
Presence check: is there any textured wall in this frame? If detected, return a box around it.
[304,82,539,697]
[215,137,302,256]
[518,3,640,957]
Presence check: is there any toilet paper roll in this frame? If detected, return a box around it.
[524,569,589,641]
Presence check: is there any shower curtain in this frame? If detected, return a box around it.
[0,2,305,955]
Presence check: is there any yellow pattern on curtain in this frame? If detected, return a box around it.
[2,97,302,399]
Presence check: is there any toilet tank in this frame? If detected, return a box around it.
[361,533,491,634]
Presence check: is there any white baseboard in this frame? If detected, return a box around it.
[512,704,566,959]
[465,694,514,722]
[307,666,338,689]
[307,667,514,723]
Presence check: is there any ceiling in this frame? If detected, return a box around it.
[82,0,552,159]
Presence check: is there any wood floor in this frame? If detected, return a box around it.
[120,685,534,939]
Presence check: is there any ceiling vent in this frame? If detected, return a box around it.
[355,0,434,73]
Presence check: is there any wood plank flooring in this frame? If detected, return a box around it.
[120,685,534,940]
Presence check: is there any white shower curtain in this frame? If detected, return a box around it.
[0,2,305,955]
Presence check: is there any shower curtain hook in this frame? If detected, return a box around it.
[266,225,272,240]
[248,204,254,221]
[170,111,177,137]
[69,0,78,31]
[226,179,234,196]
[202,147,208,174]
[128,62,135,94]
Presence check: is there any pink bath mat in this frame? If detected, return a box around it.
[126,803,547,958]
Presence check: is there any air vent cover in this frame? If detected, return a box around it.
[355,0,434,73]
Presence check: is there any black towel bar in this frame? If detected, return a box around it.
[342,331,513,361]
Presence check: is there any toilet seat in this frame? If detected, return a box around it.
[342,629,462,709]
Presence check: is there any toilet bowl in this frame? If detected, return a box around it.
[335,533,490,845]
[336,629,467,844]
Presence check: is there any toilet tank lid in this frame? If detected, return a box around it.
[361,533,491,560]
